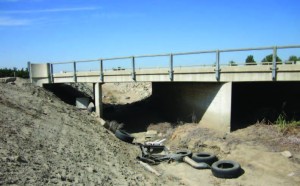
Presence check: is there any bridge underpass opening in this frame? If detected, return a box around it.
[42,81,300,133]
[103,82,232,132]
[231,82,300,131]
[43,83,93,105]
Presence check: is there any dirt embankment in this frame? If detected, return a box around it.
[0,79,177,185]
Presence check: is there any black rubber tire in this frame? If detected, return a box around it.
[115,130,134,143]
[211,160,242,179]
[192,152,218,165]
[175,149,193,158]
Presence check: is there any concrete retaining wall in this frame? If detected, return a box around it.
[152,82,232,132]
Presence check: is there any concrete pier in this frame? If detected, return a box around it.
[94,83,103,118]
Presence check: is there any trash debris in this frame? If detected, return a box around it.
[183,156,210,169]
[145,139,166,146]
[138,161,161,176]
[281,151,292,158]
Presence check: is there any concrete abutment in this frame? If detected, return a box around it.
[152,82,232,132]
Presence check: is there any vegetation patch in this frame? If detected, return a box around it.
[275,113,300,134]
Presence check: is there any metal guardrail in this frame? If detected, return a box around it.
[32,45,300,83]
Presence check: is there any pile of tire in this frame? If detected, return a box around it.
[176,150,242,179]
[114,130,243,179]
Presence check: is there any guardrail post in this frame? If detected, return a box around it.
[215,50,220,81]
[169,54,174,81]
[50,63,54,83]
[99,59,104,82]
[73,61,77,83]
[27,61,32,83]
[132,56,136,81]
[272,46,277,81]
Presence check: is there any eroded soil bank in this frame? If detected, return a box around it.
[0,79,178,185]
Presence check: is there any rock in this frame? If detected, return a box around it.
[8,157,16,162]
[97,118,106,126]
[86,167,93,173]
[145,130,157,138]
[87,102,95,113]
[56,173,61,179]
[61,176,67,181]
[288,172,295,177]
[125,97,130,100]
[67,176,75,182]
[17,156,28,163]
[281,151,292,158]
[51,178,59,184]
[0,77,16,83]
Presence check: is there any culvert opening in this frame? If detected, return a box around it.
[231,82,300,131]
[43,83,92,106]
[103,96,169,133]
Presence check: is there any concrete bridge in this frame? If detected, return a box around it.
[29,45,300,132]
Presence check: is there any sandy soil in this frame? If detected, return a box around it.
[162,123,300,186]
[0,79,178,185]
[102,82,151,104]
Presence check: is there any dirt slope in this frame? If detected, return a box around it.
[0,79,175,185]
[162,123,300,186]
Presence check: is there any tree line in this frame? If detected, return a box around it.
[229,55,300,66]
[0,68,29,78]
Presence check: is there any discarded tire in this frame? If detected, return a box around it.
[211,160,242,179]
[175,149,193,159]
[192,152,218,165]
[115,130,134,143]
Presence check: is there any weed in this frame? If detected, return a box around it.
[275,113,300,134]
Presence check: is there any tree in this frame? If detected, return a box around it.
[0,68,29,78]
[261,54,282,63]
[245,55,256,65]
[228,60,237,66]
[288,55,298,63]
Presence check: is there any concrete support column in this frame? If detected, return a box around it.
[94,83,103,118]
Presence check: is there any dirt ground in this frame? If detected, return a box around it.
[0,79,179,185]
[1,79,299,185]
[101,82,300,186]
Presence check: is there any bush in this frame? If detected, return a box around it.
[275,113,300,134]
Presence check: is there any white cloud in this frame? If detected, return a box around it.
[0,16,31,26]
[0,7,101,14]
[0,0,20,2]
[0,0,42,2]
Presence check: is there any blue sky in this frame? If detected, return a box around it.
[0,0,299,70]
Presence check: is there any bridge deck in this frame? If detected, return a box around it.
[49,64,300,83]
